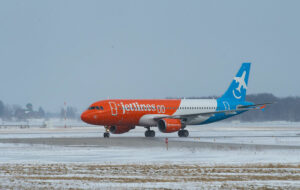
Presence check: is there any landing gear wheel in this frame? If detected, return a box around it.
[104,132,110,138]
[183,130,189,137]
[145,131,149,137]
[145,130,155,137]
[178,130,189,137]
[150,130,155,137]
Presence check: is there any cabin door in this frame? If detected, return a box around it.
[109,102,117,116]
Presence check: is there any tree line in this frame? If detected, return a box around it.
[0,101,78,121]
[232,93,300,122]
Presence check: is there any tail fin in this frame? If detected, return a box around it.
[220,63,251,102]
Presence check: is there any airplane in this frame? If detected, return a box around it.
[81,63,272,138]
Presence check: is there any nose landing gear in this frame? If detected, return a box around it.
[104,126,110,138]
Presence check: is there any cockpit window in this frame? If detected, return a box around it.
[87,105,104,111]
[88,106,104,110]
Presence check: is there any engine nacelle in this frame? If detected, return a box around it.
[158,118,182,133]
[109,125,135,134]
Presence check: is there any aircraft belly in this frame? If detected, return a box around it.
[186,115,209,125]
[138,114,165,126]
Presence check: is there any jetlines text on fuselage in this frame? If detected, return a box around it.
[120,102,166,114]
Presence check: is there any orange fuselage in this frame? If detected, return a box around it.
[81,99,181,126]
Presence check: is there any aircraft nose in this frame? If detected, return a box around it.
[81,111,90,123]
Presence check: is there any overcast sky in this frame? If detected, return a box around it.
[0,0,299,112]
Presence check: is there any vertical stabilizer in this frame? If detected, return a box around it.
[220,63,251,102]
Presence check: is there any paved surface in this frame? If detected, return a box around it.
[1,123,300,151]
[1,136,300,150]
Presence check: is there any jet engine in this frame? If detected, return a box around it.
[158,118,182,133]
[109,125,135,134]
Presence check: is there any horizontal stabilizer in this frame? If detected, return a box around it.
[237,102,275,109]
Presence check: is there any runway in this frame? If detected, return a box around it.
[1,136,300,150]
[1,121,300,149]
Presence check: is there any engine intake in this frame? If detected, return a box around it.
[158,118,182,133]
[109,125,135,134]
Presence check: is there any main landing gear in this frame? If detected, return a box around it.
[178,129,189,137]
[104,126,110,138]
[145,127,155,137]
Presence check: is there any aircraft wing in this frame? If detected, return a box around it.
[153,102,274,121]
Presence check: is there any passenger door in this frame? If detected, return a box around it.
[109,102,117,116]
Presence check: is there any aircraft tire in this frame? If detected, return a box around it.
[178,130,189,137]
[178,130,183,137]
[183,130,189,137]
[150,130,155,137]
[104,132,110,138]
[145,130,155,137]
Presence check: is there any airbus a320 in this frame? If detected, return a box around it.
[81,63,271,138]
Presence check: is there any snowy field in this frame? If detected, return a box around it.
[0,121,300,189]
[1,163,300,189]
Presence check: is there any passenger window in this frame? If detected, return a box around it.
[100,106,104,110]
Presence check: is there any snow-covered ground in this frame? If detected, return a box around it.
[0,162,299,189]
[0,141,299,164]
[0,121,299,189]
